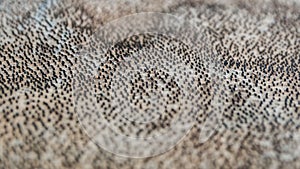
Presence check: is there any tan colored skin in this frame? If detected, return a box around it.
[0,0,299,168]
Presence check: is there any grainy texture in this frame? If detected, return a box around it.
[0,0,299,169]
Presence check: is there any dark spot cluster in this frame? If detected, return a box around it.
[0,0,299,168]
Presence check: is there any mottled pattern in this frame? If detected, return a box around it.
[0,0,299,169]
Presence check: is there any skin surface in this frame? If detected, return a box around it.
[0,0,299,168]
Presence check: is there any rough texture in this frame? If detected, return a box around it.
[0,0,299,168]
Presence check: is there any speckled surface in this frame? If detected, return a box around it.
[0,0,299,168]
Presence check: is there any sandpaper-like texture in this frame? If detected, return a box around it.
[0,0,299,168]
